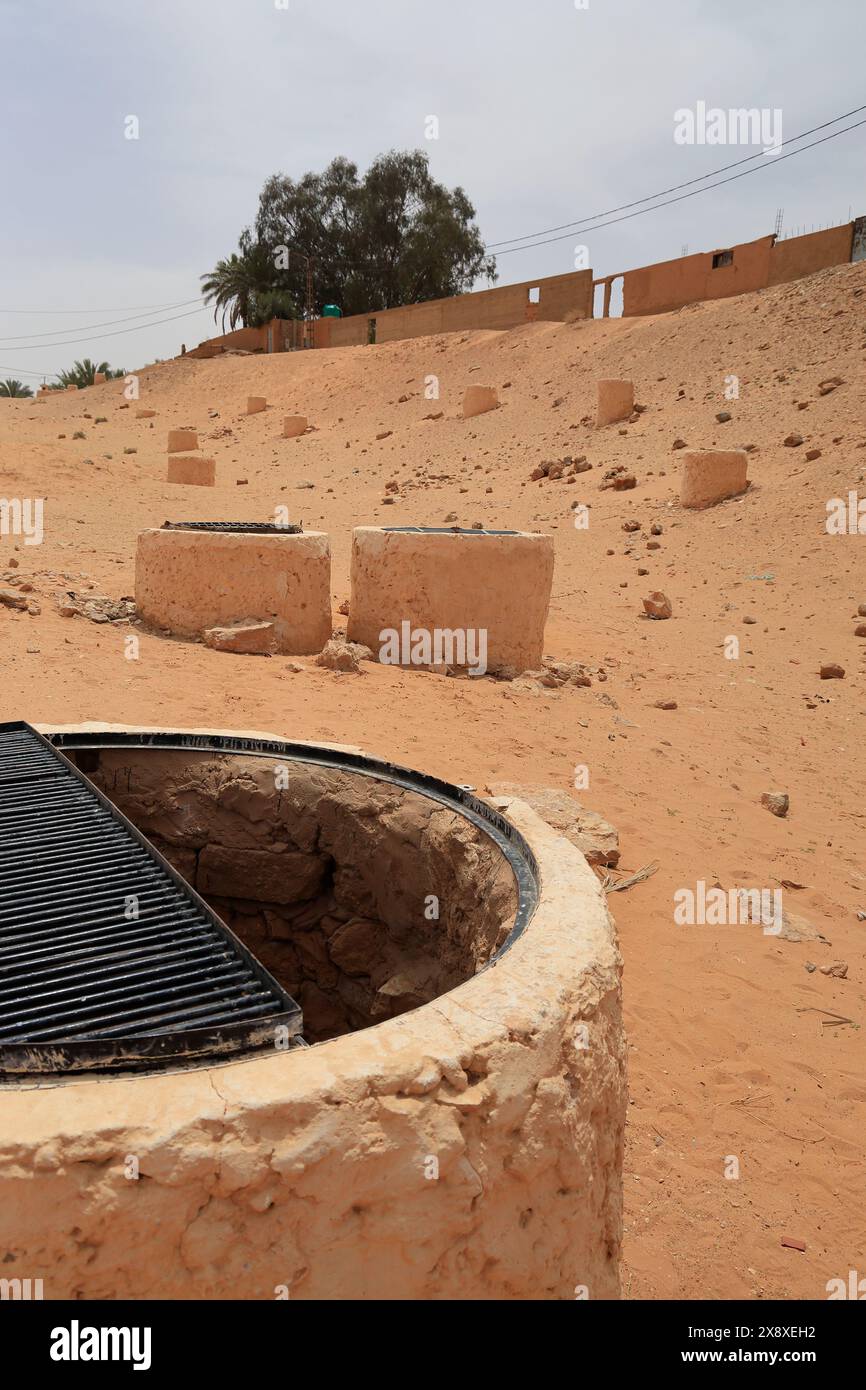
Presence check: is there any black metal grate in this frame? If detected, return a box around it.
[162,521,303,534]
[381,526,519,536]
[0,722,302,1076]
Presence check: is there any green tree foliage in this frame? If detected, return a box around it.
[202,150,495,328]
[54,359,125,388]
[0,379,34,397]
[201,232,298,332]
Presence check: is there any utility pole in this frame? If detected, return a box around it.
[304,255,315,349]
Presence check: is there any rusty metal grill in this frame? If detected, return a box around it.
[0,722,302,1076]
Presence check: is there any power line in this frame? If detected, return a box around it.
[0,299,204,344]
[485,102,866,251]
[489,116,866,256]
[0,298,200,314]
[6,304,212,353]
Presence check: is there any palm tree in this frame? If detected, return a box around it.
[202,237,297,331]
[0,379,33,398]
[55,359,125,389]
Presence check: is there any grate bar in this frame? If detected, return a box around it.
[0,721,302,1075]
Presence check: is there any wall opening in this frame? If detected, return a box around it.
[367,318,377,344]
[527,286,540,304]
[712,249,734,269]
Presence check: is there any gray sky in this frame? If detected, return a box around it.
[1,0,862,382]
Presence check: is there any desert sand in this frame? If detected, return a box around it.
[1,258,864,1300]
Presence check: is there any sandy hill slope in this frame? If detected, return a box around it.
[1,259,864,1299]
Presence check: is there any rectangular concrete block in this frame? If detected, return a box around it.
[135,528,332,654]
[346,526,554,673]
[283,415,307,438]
[596,379,634,427]
[247,397,267,414]
[462,385,499,419]
[680,450,749,509]
[167,429,198,453]
[166,455,215,487]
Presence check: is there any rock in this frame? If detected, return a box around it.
[858,604,866,617]
[743,615,757,624]
[819,961,848,978]
[650,523,663,535]
[671,438,687,450]
[203,621,276,655]
[761,791,789,818]
[716,411,732,423]
[327,917,383,976]
[855,624,866,637]
[316,637,373,672]
[643,592,672,620]
[600,465,635,491]
[654,699,677,710]
[784,433,804,447]
[622,520,641,532]
[337,599,350,616]
[0,588,27,610]
[818,377,842,395]
[819,663,845,679]
[198,844,328,904]
[805,448,822,461]
[375,430,392,441]
[487,783,620,867]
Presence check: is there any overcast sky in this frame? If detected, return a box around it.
[1,0,862,382]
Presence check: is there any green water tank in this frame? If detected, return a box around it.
[322,303,342,318]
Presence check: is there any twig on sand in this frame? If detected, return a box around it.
[602,860,659,894]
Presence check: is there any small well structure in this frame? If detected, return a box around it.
[0,723,625,1300]
[347,526,554,673]
[135,522,332,654]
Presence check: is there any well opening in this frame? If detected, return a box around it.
[65,740,523,1047]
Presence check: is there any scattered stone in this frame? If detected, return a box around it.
[654,699,677,710]
[854,623,866,637]
[671,438,687,450]
[316,637,373,673]
[819,663,845,679]
[818,377,843,396]
[487,783,620,867]
[622,520,641,532]
[646,540,661,550]
[600,465,636,491]
[376,430,392,441]
[784,433,804,447]
[716,411,732,423]
[650,522,663,535]
[819,961,848,978]
[203,621,275,655]
[805,448,822,461]
[643,592,672,620]
[0,589,27,610]
[761,791,789,818]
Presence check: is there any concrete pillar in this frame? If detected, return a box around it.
[462,385,499,419]
[166,456,215,487]
[680,450,749,509]
[595,379,634,428]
